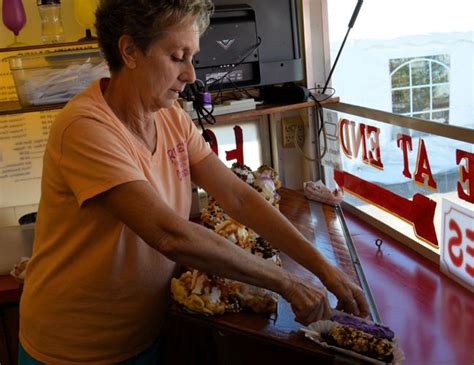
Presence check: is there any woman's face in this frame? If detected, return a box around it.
[133,17,200,110]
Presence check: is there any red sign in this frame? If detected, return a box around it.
[337,117,474,248]
[339,118,474,204]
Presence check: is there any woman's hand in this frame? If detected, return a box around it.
[281,273,332,325]
[321,266,369,318]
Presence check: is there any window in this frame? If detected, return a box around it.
[326,0,473,130]
[322,0,474,257]
[390,55,450,126]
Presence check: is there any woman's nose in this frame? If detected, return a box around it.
[180,61,196,84]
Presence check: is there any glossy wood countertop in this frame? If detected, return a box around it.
[169,188,368,363]
[344,211,474,365]
[3,188,472,364]
[0,276,22,305]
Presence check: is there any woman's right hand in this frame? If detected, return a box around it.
[281,273,332,325]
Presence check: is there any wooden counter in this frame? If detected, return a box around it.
[0,188,370,365]
[0,276,22,305]
[164,188,373,365]
[0,276,21,365]
[2,189,471,364]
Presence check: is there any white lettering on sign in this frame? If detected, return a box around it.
[440,199,474,292]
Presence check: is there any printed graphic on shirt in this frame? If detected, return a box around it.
[167,141,190,181]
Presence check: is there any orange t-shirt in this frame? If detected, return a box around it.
[19,79,211,364]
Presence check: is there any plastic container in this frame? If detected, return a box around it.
[5,48,110,107]
[37,0,65,44]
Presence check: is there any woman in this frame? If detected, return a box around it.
[19,0,369,363]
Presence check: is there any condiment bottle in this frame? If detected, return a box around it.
[37,0,65,44]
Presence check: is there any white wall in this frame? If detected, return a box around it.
[330,32,474,133]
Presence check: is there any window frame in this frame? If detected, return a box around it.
[390,56,451,124]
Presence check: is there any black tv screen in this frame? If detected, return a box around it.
[193,0,303,90]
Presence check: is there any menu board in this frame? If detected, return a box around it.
[0,110,59,208]
[0,42,100,209]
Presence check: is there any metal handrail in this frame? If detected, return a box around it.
[335,205,382,324]
[324,102,474,144]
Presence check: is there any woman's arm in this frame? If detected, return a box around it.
[92,178,332,324]
[191,153,369,317]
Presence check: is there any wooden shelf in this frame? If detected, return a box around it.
[0,40,97,54]
[0,97,339,118]
[0,41,339,120]
[1,40,338,118]
[0,100,65,116]
[213,97,339,123]
[0,40,100,117]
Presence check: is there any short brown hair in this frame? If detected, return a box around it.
[95,0,214,72]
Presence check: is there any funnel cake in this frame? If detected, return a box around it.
[323,324,394,362]
[301,312,404,364]
[172,164,282,316]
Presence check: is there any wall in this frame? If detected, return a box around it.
[0,2,100,226]
[330,32,474,133]
[0,1,312,228]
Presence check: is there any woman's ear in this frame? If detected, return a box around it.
[118,35,137,69]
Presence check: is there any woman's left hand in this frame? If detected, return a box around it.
[322,266,369,318]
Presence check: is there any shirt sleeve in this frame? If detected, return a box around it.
[58,118,147,206]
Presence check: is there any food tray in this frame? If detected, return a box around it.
[300,313,405,365]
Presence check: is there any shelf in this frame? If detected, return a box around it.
[0,40,97,54]
[213,97,339,123]
[0,40,100,117]
[0,97,340,119]
[0,101,65,116]
[0,97,340,118]
[1,41,339,119]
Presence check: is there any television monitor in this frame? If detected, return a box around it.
[193,0,303,90]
